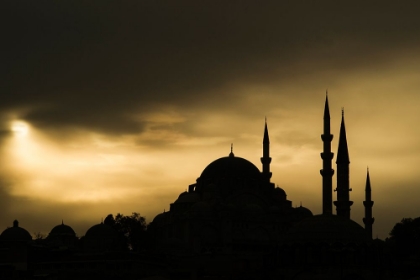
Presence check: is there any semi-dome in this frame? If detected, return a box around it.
[49,221,76,237]
[1,220,32,242]
[200,154,261,181]
[283,214,368,245]
[175,191,200,204]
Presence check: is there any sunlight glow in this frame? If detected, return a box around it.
[11,121,29,136]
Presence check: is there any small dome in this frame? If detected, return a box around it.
[283,214,368,245]
[274,187,286,196]
[84,222,120,253]
[293,206,313,219]
[1,220,32,242]
[200,156,261,182]
[85,223,117,239]
[152,212,169,224]
[175,192,200,204]
[49,222,76,237]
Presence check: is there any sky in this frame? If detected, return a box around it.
[1,0,420,239]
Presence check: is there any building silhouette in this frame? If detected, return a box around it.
[143,95,385,279]
[0,95,388,279]
[150,95,374,256]
[149,119,314,254]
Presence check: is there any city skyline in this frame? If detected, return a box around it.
[2,1,420,239]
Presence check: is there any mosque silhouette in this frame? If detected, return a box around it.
[150,95,374,255]
[0,96,387,279]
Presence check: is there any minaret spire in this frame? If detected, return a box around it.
[229,143,234,157]
[320,93,334,215]
[363,168,374,239]
[334,109,353,218]
[261,118,272,182]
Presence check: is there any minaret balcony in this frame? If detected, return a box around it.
[320,152,334,160]
[363,217,375,224]
[321,134,333,141]
[363,201,374,207]
[320,169,334,176]
[260,157,272,164]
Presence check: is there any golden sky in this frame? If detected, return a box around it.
[1,1,420,239]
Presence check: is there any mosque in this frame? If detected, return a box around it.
[0,95,380,279]
[150,95,375,257]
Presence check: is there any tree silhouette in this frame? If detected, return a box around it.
[104,212,147,251]
[389,217,420,258]
[33,231,45,240]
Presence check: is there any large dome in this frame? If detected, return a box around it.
[200,154,261,181]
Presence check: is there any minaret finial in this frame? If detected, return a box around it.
[342,107,344,117]
[229,143,234,157]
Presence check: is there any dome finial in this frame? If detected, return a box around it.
[229,143,234,157]
[13,220,18,227]
[62,219,64,225]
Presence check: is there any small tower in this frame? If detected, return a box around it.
[363,168,374,239]
[334,109,353,219]
[261,118,272,183]
[320,94,334,215]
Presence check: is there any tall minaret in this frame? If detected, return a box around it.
[334,109,353,218]
[363,168,374,239]
[261,118,272,183]
[320,94,334,215]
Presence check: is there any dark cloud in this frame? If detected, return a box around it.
[2,0,420,135]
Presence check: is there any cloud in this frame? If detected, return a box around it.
[2,0,420,136]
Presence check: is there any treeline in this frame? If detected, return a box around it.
[387,217,420,259]
[104,212,150,252]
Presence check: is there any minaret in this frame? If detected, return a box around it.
[334,109,353,218]
[320,93,334,215]
[261,118,272,183]
[363,168,374,239]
